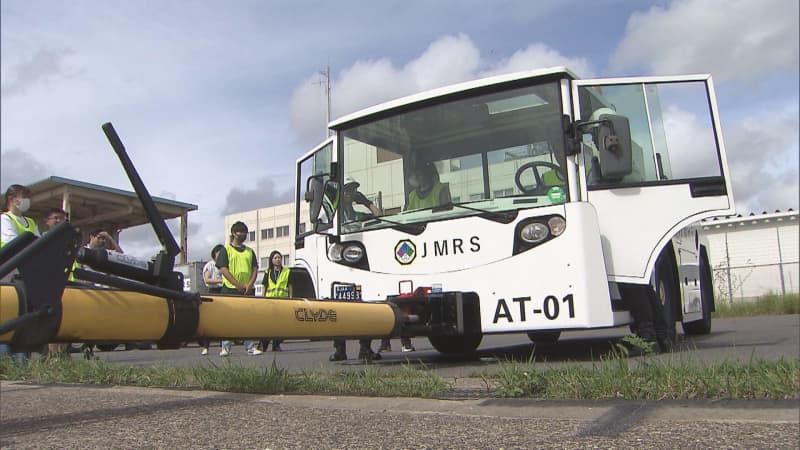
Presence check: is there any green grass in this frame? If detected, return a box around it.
[2,351,797,400]
[0,356,448,398]
[713,293,800,318]
[491,347,799,400]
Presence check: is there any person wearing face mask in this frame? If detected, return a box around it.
[0,184,38,362]
[1,184,39,248]
[405,162,451,211]
[215,221,259,356]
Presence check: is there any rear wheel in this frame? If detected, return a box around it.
[527,331,561,344]
[428,334,482,354]
[683,250,713,335]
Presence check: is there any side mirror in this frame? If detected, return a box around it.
[592,114,633,180]
[305,175,338,233]
[307,176,324,225]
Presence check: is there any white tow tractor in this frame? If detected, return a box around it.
[292,67,733,353]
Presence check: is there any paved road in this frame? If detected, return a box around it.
[92,315,799,379]
[2,382,798,449]
[1,315,798,449]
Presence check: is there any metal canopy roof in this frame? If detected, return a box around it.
[25,176,197,263]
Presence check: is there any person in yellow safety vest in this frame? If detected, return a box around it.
[42,208,75,358]
[215,221,258,357]
[1,184,39,362]
[260,250,291,352]
[1,184,39,248]
[404,162,451,211]
[43,208,79,283]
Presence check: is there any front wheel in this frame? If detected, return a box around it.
[428,334,482,354]
[654,260,679,345]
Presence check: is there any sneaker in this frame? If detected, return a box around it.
[400,344,415,353]
[200,348,208,355]
[249,348,263,355]
[219,348,230,357]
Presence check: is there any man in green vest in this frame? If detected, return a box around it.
[216,221,259,356]
[405,162,451,211]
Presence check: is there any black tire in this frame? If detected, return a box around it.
[683,250,713,335]
[96,343,119,352]
[527,331,561,344]
[428,334,482,354]
[654,259,678,345]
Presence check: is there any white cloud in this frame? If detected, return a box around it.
[0,149,51,191]
[289,34,592,146]
[481,43,595,78]
[723,101,799,213]
[611,0,799,81]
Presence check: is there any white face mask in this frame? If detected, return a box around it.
[16,198,31,213]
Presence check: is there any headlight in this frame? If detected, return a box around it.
[548,216,566,236]
[328,243,344,262]
[342,244,364,263]
[520,222,550,243]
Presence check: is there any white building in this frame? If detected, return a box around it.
[702,210,799,303]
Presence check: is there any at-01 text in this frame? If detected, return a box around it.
[493,294,575,323]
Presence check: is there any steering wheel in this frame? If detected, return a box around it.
[514,161,566,195]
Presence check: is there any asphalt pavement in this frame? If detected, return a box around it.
[1,315,798,448]
[2,381,798,449]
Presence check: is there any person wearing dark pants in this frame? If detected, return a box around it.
[330,339,381,362]
[261,250,291,352]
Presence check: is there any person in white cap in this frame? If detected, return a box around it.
[341,177,381,221]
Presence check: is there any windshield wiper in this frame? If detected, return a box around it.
[360,216,426,235]
[442,202,518,224]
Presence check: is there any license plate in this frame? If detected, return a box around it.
[333,283,362,301]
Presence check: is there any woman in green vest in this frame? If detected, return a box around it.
[261,250,290,351]
[1,184,39,248]
[1,184,38,362]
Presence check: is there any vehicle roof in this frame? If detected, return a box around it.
[329,66,577,130]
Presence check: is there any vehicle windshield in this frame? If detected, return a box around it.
[339,80,568,233]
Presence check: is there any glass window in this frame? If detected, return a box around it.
[276,225,290,237]
[261,228,273,240]
[339,80,567,233]
[578,81,722,188]
[297,142,334,233]
[260,257,269,267]
[298,222,306,234]
[248,231,255,242]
